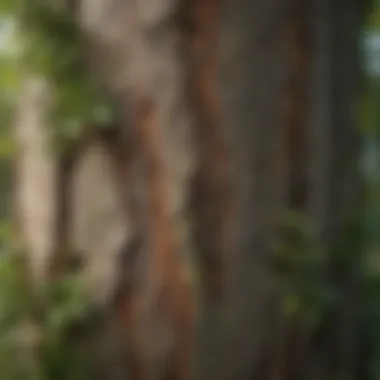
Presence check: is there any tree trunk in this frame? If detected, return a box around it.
[13,1,364,380]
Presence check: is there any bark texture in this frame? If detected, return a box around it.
[13,75,57,290]
[14,1,364,380]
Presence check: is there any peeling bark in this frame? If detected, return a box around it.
[70,133,131,307]
[115,1,198,379]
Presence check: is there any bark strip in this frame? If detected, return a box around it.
[187,0,235,302]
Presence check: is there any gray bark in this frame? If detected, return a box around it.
[13,74,57,291]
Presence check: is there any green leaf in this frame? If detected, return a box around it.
[282,294,300,317]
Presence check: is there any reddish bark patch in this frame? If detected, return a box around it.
[187,0,235,301]
[137,99,195,380]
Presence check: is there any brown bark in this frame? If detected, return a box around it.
[14,1,364,380]
[301,0,363,379]
[270,2,312,379]
[319,1,363,379]
[115,1,198,379]
[196,1,295,379]
[187,0,235,302]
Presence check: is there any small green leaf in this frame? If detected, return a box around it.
[282,294,300,317]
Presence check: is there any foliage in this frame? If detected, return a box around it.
[0,3,114,379]
[0,247,93,380]
[0,1,115,150]
[0,210,93,380]
[274,211,335,330]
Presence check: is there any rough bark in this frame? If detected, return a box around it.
[13,1,364,380]
[303,1,363,379]
[196,1,295,380]
[269,2,312,379]
[322,1,363,379]
[187,0,234,302]
[122,2,199,379]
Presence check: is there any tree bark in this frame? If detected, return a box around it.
[13,1,365,380]
[13,74,57,291]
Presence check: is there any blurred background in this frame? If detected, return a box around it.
[0,1,379,380]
